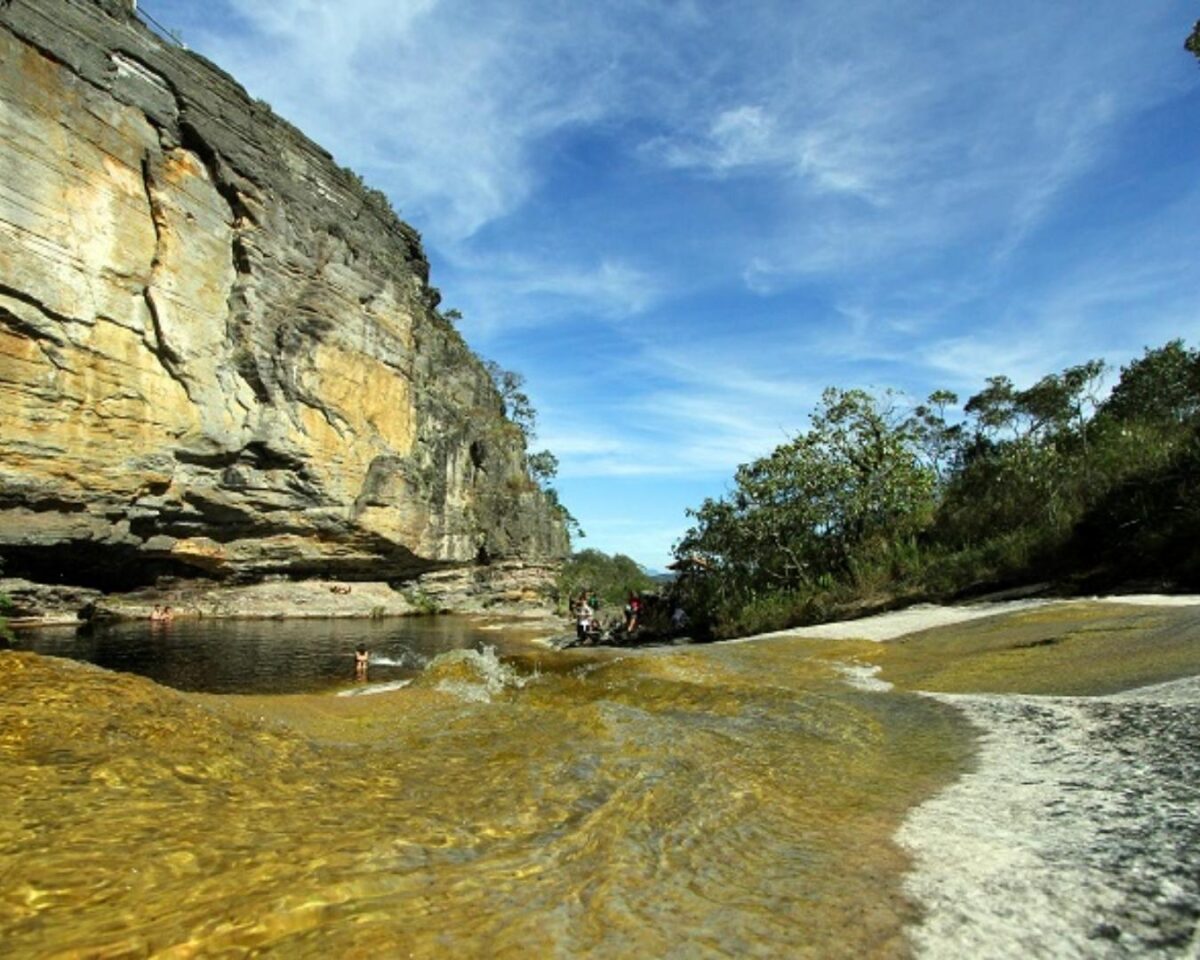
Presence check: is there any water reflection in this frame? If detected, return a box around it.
[8,617,527,694]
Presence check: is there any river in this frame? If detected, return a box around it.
[1,601,1197,957]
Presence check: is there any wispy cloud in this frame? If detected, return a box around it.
[205,0,637,238]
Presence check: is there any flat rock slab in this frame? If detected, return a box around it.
[899,676,1200,958]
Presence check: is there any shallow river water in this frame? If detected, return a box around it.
[2,603,1197,958]
[0,620,967,958]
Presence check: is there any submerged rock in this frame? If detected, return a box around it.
[0,0,567,597]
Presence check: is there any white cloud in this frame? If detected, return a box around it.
[207,0,630,239]
[501,259,661,318]
[193,0,1190,281]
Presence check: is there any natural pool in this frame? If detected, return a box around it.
[5,616,541,694]
[0,617,968,958]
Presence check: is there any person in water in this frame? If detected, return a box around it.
[354,644,370,681]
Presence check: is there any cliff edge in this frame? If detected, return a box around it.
[0,0,569,600]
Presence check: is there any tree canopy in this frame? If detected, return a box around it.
[675,339,1200,638]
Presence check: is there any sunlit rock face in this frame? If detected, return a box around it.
[0,0,568,590]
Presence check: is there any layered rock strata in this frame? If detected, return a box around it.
[0,0,568,595]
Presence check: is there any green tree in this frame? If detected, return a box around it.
[963,360,1105,445]
[677,388,936,600]
[557,549,653,611]
[1187,19,1200,61]
[527,449,559,486]
[1097,339,1200,428]
[478,343,578,545]
[909,389,963,483]
[484,360,537,441]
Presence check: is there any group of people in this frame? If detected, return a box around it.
[569,589,691,647]
[572,590,645,644]
[148,605,174,623]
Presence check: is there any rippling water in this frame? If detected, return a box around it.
[5,617,536,693]
[0,629,969,958]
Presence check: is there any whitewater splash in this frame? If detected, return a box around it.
[835,660,894,693]
[368,654,411,668]
[335,647,527,701]
[413,646,529,703]
[336,679,412,698]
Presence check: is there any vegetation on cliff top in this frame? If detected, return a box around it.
[481,355,582,541]
[676,338,1200,638]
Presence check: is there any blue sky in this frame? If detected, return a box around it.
[142,1,1200,570]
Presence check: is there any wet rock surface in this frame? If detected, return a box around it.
[0,0,567,595]
[899,678,1200,959]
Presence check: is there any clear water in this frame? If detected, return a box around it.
[0,633,968,958]
[6,616,526,694]
[3,603,1196,957]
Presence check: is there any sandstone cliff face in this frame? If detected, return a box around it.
[0,0,569,591]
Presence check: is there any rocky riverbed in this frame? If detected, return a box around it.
[2,597,1197,958]
[740,596,1200,958]
[900,676,1200,958]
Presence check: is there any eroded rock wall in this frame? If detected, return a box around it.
[0,0,568,590]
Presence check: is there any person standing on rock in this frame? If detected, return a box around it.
[576,598,594,643]
[624,593,641,634]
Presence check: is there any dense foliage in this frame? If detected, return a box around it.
[556,549,656,614]
[676,339,1200,637]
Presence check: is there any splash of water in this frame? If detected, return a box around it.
[413,645,528,703]
[368,654,410,668]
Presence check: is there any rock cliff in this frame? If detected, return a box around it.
[0,0,569,596]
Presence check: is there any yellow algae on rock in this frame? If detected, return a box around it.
[873,602,1200,696]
